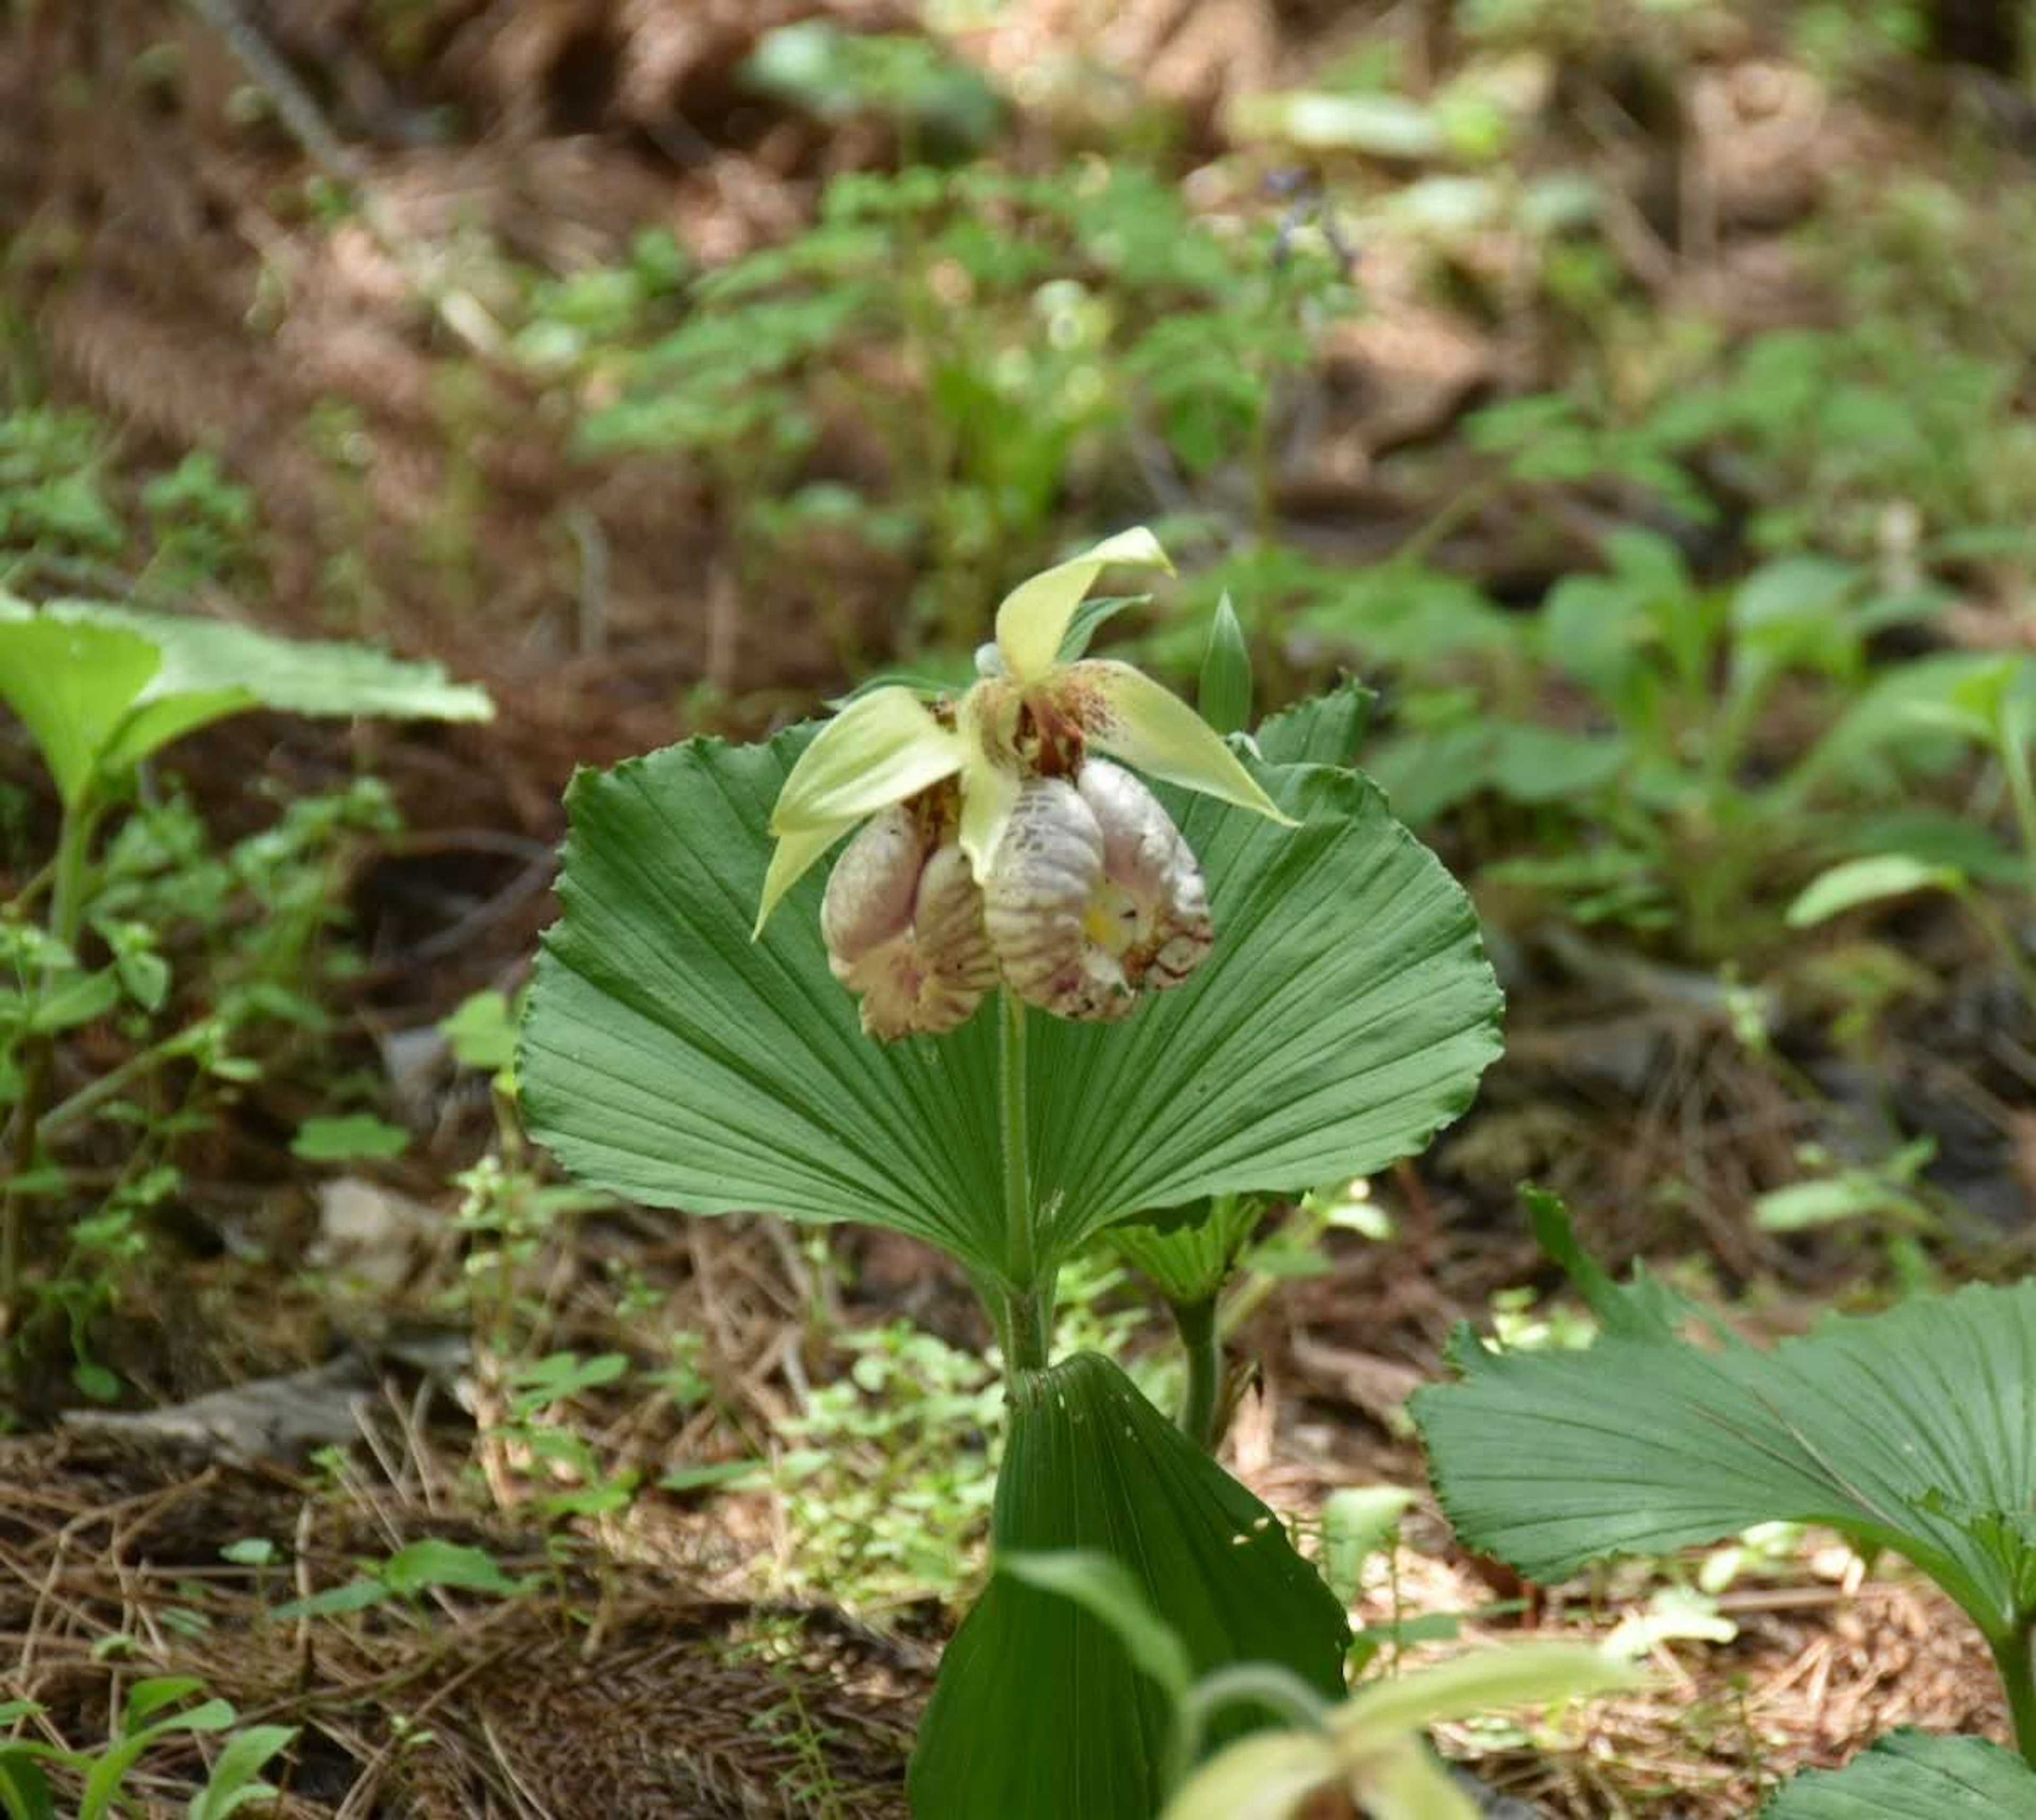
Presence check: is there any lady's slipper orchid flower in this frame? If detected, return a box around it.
[757,527,1294,1033]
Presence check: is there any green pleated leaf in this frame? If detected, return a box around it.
[1023,750,1496,1265]
[1232,681,1370,865]
[1412,1230,2036,1649]
[998,1550,1195,1704]
[1760,1730,2036,1817]
[906,1351,1348,1819]
[1112,1194,1265,1307]
[522,731,1005,1269]
[522,708,1499,1283]
[1254,678,1373,769]
[0,593,492,807]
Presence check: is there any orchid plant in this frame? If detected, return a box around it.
[521,529,1504,1815]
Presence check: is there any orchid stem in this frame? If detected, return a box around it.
[1994,1625,2036,1766]
[1175,1295,1222,1452]
[996,989,1049,1373]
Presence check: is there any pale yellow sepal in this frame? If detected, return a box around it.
[770,687,964,834]
[993,526,1173,685]
[1162,1643,1636,1820]
[954,685,1022,883]
[756,687,963,935]
[754,822,853,937]
[1347,1737,1480,1820]
[1068,660,1296,828]
[1330,1642,1636,1747]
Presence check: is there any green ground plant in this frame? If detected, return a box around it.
[552,159,1351,661]
[999,1551,1635,1820]
[0,592,490,1374]
[0,1680,295,1820]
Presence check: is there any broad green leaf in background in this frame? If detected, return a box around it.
[1367,719,1626,827]
[1758,1730,2036,1817]
[0,611,160,810]
[376,1538,522,1597]
[1787,651,2032,805]
[0,594,492,807]
[521,697,1499,1285]
[290,1113,411,1164]
[80,1682,235,1820]
[1752,1173,1934,1234]
[1411,1201,2036,1670]
[907,1351,1348,1819]
[1230,90,1447,160]
[1730,555,1861,685]
[1321,1485,1416,1604]
[1752,1136,1937,1235]
[441,989,521,1073]
[273,1536,525,1621]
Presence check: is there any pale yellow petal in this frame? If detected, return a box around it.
[1063,660,1296,825]
[755,820,854,936]
[770,687,963,835]
[993,527,1172,685]
[1160,1731,1342,1820]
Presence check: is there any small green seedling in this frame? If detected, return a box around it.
[997,1548,1636,1820]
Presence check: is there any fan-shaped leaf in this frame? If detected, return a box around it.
[1412,1229,2036,1648]
[906,1351,1348,1819]
[1760,1730,2036,1816]
[521,715,1499,1283]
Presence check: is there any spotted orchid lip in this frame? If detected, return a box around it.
[822,806,996,1041]
[983,763,1213,1023]
[1078,759,1212,993]
[984,776,1135,1022]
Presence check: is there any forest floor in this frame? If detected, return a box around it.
[3,1,2034,1814]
